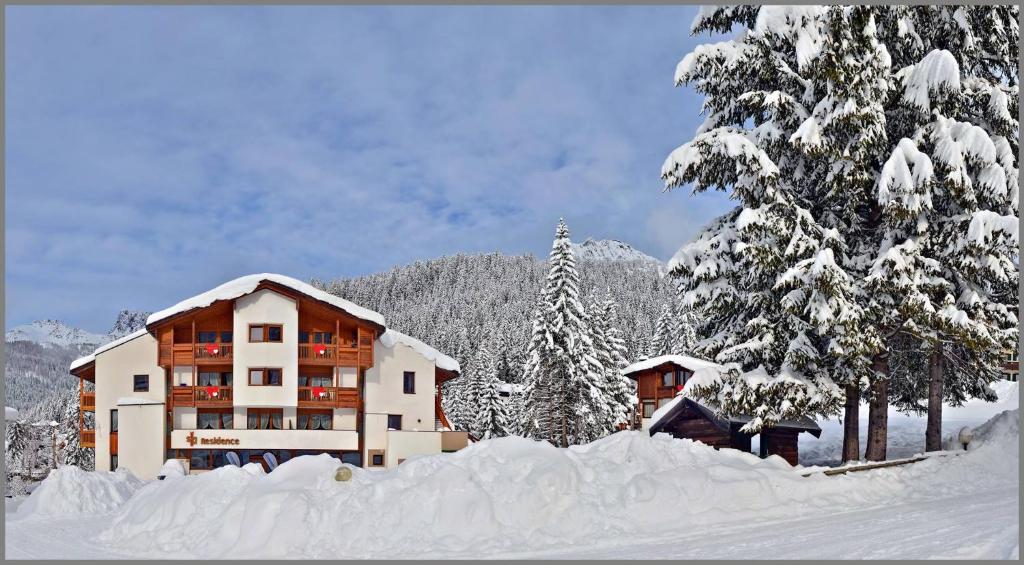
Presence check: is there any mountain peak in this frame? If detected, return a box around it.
[5,319,107,348]
[571,238,662,265]
[108,310,151,340]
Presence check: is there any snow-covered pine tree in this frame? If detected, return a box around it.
[663,6,876,432]
[648,304,674,358]
[5,419,28,476]
[672,300,699,355]
[594,295,639,429]
[59,390,93,469]
[473,344,509,439]
[521,219,607,447]
[668,5,1018,459]
[869,5,1019,455]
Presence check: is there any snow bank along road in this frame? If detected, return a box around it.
[5,404,1019,559]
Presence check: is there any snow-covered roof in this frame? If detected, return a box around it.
[146,273,385,328]
[70,354,95,371]
[649,396,821,436]
[70,328,150,372]
[623,354,723,377]
[117,397,164,406]
[379,329,460,373]
[5,406,20,421]
[498,383,525,394]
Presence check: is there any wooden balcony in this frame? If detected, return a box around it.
[80,391,96,412]
[195,386,234,407]
[159,343,233,366]
[297,386,359,409]
[81,429,95,447]
[297,343,361,366]
[194,343,233,364]
[172,386,196,407]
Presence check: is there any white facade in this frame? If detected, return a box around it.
[74,275,465,480]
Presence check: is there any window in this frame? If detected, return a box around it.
[298,375,332,387]
[662,371,674,387]
[133,374,149,392]
[190,450,210,470]
[249,368,282,386]
[198,409,233,430]
[249,324,283,343]
[197,331,217,343]
[368,449,385,467]
[220,331,233,343]
[642,401,655,418]
[198,371,233,387]
[387,414,402,431]
[403,371,415,394]
[247,408,283,430]
[658,398,673,409]
[110,409,119,433]
[297,410,332,430]
[341,451,362,467]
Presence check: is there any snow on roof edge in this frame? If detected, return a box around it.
[623,354,724,376]
[379,329,460,373]
[145,273,385,328]
[70,354,96,371]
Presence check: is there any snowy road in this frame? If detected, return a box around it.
[497,488,1019,560]
[6,486,1018,560]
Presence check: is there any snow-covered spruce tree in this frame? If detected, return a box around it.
[663,6,878,434]
[648,304,674,358]
[521,219,608,447]
[5,419,28,478]
[59,390,93,469]
[868,5,1019,454]
[473,344,509,439]
[672,300,700,355]
[587,294,637,431]
[665,6,1018,460]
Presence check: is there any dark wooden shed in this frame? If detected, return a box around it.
[647,397,821,466]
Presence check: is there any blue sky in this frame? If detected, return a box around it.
[5,6,732,331]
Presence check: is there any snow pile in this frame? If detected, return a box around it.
[970,409,1019,449]
[5,406,19,421]
[90,413,1017,559]
[16,466,143,519]
[379,329,460,373]
[146,273,385,328]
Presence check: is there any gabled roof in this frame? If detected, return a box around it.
[146,274,385,329]
[650,397,821,437]
[622,354,723,378]
[379,329,460,373]
[70,328,150,373]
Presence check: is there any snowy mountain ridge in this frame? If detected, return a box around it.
[5,320,108,348]
[571,238,662,266]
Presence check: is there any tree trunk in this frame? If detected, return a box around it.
[842,383,860,463]
[865,355,889,461]
[926,348,944,452]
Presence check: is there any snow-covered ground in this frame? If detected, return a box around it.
[800,379,1019,465]
[5,385,1018,560]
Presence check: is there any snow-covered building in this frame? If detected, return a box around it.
[70,274,468,479]
[623,355,821,465]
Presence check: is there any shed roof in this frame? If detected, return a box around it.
[650,397,821,437]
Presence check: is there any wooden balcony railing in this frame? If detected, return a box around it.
[195,343,233,362]
[80,429,95,447]
[298,343,336,364]
[172,386,196,407]
[297,386,359,408]
[80,391,96,411]
[195,386,233,406]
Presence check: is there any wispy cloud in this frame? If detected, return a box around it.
[5,5,732,329]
